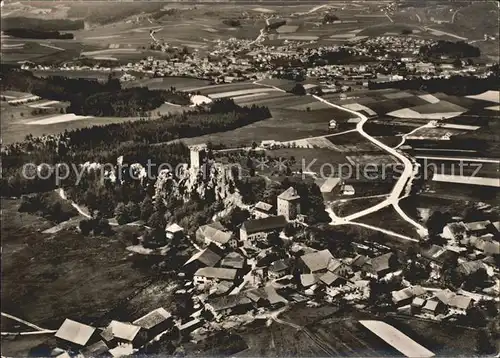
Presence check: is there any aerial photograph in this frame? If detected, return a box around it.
[0,0,499,357]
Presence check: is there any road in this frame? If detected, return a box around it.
[394,122,434,149]
[313,95,428,237]
[1,312,53,332]
[415,155,500,164]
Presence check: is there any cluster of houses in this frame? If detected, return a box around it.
[53,307,176,357]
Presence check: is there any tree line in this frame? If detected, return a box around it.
[3,29,74,40]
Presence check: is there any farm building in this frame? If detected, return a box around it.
[362,253,399,278]
[422,299,446,316]
[193,267,239,285]
[319,271,347,287]
[132,307,174,340]
[221,252,246,270]
[183,246,222,273]
[277,187,301,221]
[196,222,236,249]
[205,294,253,321]
[165,223,184,245]
[252,201,274,219]
[434,289,473,314]
[240,216,287,242]
[391,285,426,306]
[299,249,335,274]
[55,319,97,349]
[268,259,290,279]
[100,320,144,348]
[81,340,110,358]
[245,286,288,308]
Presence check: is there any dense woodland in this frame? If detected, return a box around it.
[1,69,191,117]
[420,40,481,59]
[3,29,74,40]
[1,17,84,31]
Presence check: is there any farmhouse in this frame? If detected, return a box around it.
[268,259,290,279]
[464,220,492,236]
[246,286,288,308]
[100,321,143,348]
[391,286,426,306]
[55,319,97,349]
[183,246,222,273]
[299,249,335,274]
[81,340,109,358]
[132,307,173,340]
[196,222,236,249]
[252,201,274,219]
[320,271,347,287]
[194,267,238,285]
[205,294,253,320]
[277,187,301,221]
[434,289,473,314]
[468,236,500,256]
[221,252,246,270]
[363,253,398,278]
[315,177,343,195]
[422,299,446,316]
[165,223,184,245]
[240,216,287,242]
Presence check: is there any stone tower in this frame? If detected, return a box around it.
[189,144,208,170]
[277,186,301,221]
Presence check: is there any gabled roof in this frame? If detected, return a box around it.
[370,253,395,274]
[392,286,426,303]
[207,294,252,312]
[245,286,288,305]
[133,308,172,330]
[241,216,287,234]
[194,267,237,281]
[81,340,109,356]
[351,254,370,268]
[423,299,440,312]
[183,247,221,267]
[55,319,96,346]
[434,289,473,310]
[314,178,342,193]
[300,249,335,273]
[464,220,491,232]
[221,252,245,269]
[278,187,300,201]
[197,222,233,245]
[101,321,141,342]
[269,259,289,273]
[412,297,426,307]
[458,260,486,275]
[254,201,273,213]
[165,223,183,233]
[300,274,320,287]
[319,271,345,286]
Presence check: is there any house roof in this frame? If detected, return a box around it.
[55,319,96,346]
[245,286,287,305]
[300,274,320,287]
[254,201,273,213]
[300,249,335,273]
[178,318,202,331]
[194,267,237,281]
[183,248,221,267]
[241,216,287,234]
[133,308,172,330]
[278,187,300,201]
[351,254,370,268]
[269,259,289,273]
[444,222,467,236]
[221,252,245,269]
[197,222,233,245]
[458,260,486,275]
[315,178,342,193]
[434,289,472,310]
[207,294,252,312]
[319,271,345,286]
[165,223,183,233]
[464,220,491,232]
[370,253,395,274]
[392,286,426,303]
[101,321,141,342]
[470,236,500,255]
[423,299,440,312]
[412,297,426,307]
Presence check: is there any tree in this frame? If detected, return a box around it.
[79,219,92,236]
[140,196,154,221]
[148,211,166,229]
[289,83,306,96]
[476,329,496,354]
[125,201,140,222]
[115,202,130,225]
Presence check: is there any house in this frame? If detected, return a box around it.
[411,297,426,312]
[350,254,370,271]
[422,299,446,316]
[342,184,355,196]
[314,178,343,200]
[364,253,398,278]
[421,245,458,265]
[300,274,320,288]
[457,260,487,276]
[132,308,173,340]
[81,340,110,358]
[253,201,274,219]
[196,222,236,249]
[240,216,287,242]
[268,259,290,279]
[165,223,184,245]
[205,294,253,320]
[464,220,491,236]
[221,252,246,270]
[178,318,203,336]
[391,286,426,307]
[183,246,222,273]
[319,271,347,287]
[55,319,97,349]
[327,259,352,278]
[100,321,144,348]
[193,267,238,286]
[442,222,467,241]
[246,286,287,308]
[261,140,279,149]
[277,187,301,221]
[434,289,473,314]
[299,249,335,274]
[469,236,500,256]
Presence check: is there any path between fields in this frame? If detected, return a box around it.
[1,312,53,332]
[312,95,428,237]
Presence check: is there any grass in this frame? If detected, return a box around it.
[330,197,387,217]
[356,206,420,240]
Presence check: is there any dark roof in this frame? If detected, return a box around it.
[207,294,252,311]
[183,248,221,267]
[370,253,395,274]
[197,222,233,245]
[81,340,109,357]
[300,249,335,273]
[133,308,172,330]
[278,187,300,201]
[254,201,273,213]
[221,252,246,269]
[269,259,289,273]
[351,254,370,268]
[194,267,237,280]
[241,216,287,234]
[55,319,96,346]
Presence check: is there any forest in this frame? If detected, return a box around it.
[3,29,74,40]
[1,17,84,31]
[420,40,481,59]
[1,68,191,116]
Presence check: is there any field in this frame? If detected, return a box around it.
[356,206,420,240]
[123,76,211,91]
[331,197,387,217]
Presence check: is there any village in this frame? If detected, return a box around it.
[37,143,499,358]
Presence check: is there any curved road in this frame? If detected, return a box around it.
[312,95,428,236]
